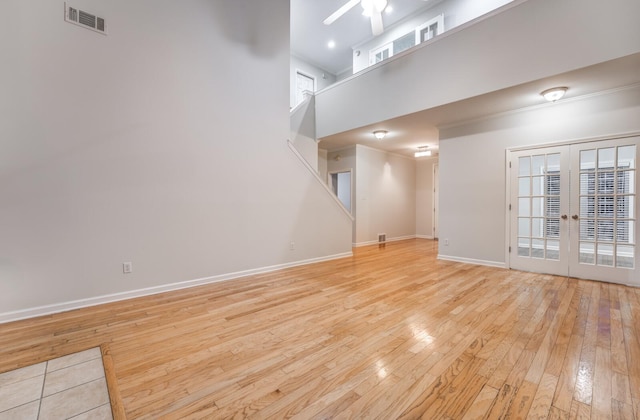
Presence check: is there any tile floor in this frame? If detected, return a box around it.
[0,348,113,419]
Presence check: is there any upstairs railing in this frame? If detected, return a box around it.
[315,0,640,138]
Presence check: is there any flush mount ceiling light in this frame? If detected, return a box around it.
[414,146,432,158]
[541,87,568,102]
[373,130,388,140]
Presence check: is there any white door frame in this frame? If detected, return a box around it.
[505,132,640,285]
[433,163,439,239]
[328,169,354,214]
[295,69,316,106]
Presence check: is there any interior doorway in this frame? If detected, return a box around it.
[329,170,352,213]
[295,70,315,107]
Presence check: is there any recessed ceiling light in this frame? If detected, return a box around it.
[385,5,393,13]
[328,40,336,49]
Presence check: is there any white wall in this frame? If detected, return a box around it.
[336,173,352,213]
[290,55,337,109]
[438,86,640,266]
[317,0,640,138]
[0,0,353,320]
[326,145,430,245]
[318,149,328,183]
[416,158,438,238]
[354,146,416,245]
[352,0,512,73]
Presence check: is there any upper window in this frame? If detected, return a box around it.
[415,14,444,44]
[368,14,444,67]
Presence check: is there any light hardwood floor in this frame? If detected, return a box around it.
[1,239,639,419]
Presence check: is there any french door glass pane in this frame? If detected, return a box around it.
[519,198,530,216]
[580,150,596,171]
[546,240,560,260]
[532,155,545,174]
[580,196,594,217]
[532,239,545,258]
[518,238,530,256]
[618,146,635,169]
[532,218,544,237]
[519,157,530,176]
[518,218,530,236]
[532,176,543,194]
[532,198,544,217]
[597,243,614,266]
[617,245,634,268]
[579,242,595,264]
[519,178,530,196]
[598,148,615,169]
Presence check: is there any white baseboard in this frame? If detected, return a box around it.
[353,235,417,247]
[415,235,435,240]
[437,254,506,269]
[0,252,353,324]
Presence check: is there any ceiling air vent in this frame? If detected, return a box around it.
[64,2,107,35]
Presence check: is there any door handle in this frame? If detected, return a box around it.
[561,215,568,220]
[572,215,579,220]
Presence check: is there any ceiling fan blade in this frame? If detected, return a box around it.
[371,11,384,36]
[323,0,361,25]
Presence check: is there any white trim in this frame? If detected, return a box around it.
[433,163,439,239]
[415,14,444,44]
[289,91,312,115]
[287,140,355,221]
[437,254,506,269]
[328,168,354,215]
[369,42,393,66]
[354,234,417,247]
[355,143,417,161]
[0,252,353,324]
[504,149,512,269]
[318,0,526,92]
[294,69,316,107]
[506,130,640,153]
[416,235,435,240]
[440,83,640,132]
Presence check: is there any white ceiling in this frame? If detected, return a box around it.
[317,53,640,156]
[291,2,640,158]
[291,0,438,75]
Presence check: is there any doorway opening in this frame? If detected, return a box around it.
[295,70,315,107]
[329,170,352,213]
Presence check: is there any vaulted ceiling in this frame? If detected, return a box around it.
[291,0,439,76]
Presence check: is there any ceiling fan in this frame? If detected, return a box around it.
[323,0,388,36]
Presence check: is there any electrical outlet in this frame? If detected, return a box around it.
[289,241,295,251]
[123,262,133,274]
[444,239,449,246]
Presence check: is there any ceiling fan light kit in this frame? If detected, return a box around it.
[324,0,388,36]
[361,0,388,16]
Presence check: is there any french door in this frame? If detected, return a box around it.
[509,137,640,286]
